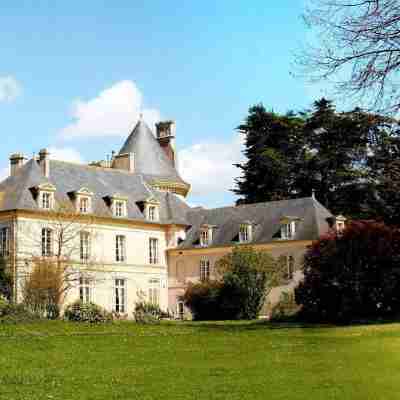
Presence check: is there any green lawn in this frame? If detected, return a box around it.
[0,320,399,400]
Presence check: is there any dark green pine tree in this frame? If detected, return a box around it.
[233,104,304,204]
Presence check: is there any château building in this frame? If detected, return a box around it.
[0,117,340,317]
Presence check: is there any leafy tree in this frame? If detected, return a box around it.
[233,104,304,204]
[295,221,400,323]
[300,0,400,113]
[182,247,282,321]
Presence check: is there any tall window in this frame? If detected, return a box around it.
[79,197,90,214]
[114,279,126,313]
[200,259,210,281]
[148,278,160,305]
[0,227,9,257]
[115,235,126,262]
[79,276,92,303]
[281,221,298,240]
[41,228,52,257]
[114,201,126,217]
[149,238,159,264]
[148,205,157,221]
[285,255,295,280]
[41,192,52,210]
[80,231,90,262]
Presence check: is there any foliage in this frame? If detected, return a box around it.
[0,297,42,324]
[64,300,112,323]
[0,256,12,300]
[269,291,300,322]
[234,99,400,222]
[181,281,223,321]
[0,295,10,317]
[300,0,400,113]
[295,221,400,323]
[134,301,169,324]
[22,258,65,319]
[183,247,281,320]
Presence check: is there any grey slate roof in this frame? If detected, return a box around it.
[178,197,333,249]
[0,158,191,225]
[119,120,189,187]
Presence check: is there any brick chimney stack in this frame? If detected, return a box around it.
[156,120,176,166]
[38,148,50,178]
[9,153,25,176]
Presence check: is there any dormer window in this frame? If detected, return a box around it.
[137,197,160,222]
[239,223,253,243]
[148,205,157,221]
[279,217,301,240]
[79,197,90,214]
[114,200,126,217]
[200,225,214,247]
[32,183,57,210]
[335,215,346,235]
[41,192,52,209]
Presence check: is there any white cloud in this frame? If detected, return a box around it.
[48,147,85,163]
[0,76,21,103]
[60,80,161,139]
[179,135,245,199]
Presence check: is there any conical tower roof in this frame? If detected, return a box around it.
[118,119,190,196]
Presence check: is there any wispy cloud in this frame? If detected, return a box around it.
[60,80,160,139]
[0,76,21,103]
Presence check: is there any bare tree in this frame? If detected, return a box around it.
[299,0,400,112]
[19,200,104,314]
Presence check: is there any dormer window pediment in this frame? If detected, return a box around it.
[104,194,128,218]
[136,196,160,222]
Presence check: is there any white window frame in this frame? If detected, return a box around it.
[79,276,92,303]
[80,231,90,262]
[285,255,295,280]
[79,196,90,214]
[0,227,10,258]
[148,205,158,221]
[148,278,160,305]
[239,224,252,243]
[114,278,126,313]
[41,228,53,257]
[200,228,211,247]
[149,238,159,264]
[115,235,126,263]
[200,259,210,281]
[281,221,297,240]
[114,200,127,218]
[41,191,53,210]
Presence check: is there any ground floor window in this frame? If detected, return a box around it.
[114,279,126,313]
[200,259,210,281]
[148,278,160,305]
[177,301,184,319]
[79,276,92,303]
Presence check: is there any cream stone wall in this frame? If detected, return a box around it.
[13,216,169,317]
[167,241,311,317]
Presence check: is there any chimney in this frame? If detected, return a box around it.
[9,153,25,176]
[112,152,135,173]
[156,120,176,166]
[38,148,50,178]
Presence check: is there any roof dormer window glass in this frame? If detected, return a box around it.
[239,223,252,243]
[281,221,298,240]
[41,192,53,210]
[148,205,157,221]
[79,197,90,214]
[114,200,127,218]
[200,228,212,247]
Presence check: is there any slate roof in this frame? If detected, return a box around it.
[0,158,191,225]
[119,119,189,188]
[178,197,333,249]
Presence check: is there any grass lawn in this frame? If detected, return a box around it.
[0,320,399,400]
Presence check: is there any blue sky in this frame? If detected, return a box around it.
[0,0,325,207]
